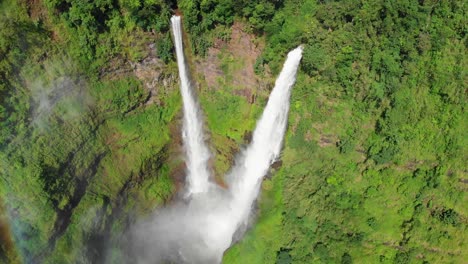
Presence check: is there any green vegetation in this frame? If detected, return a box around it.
[0,0,179,262]
[179,0,467,263]
[1,0,466,263]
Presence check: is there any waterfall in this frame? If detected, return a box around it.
[171,16,212,195]
[131,17,302,264]
[227,46,303,233]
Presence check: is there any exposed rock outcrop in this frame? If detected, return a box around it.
[101,42,177,106]
[195,22,271,103]
[130,43,177,105]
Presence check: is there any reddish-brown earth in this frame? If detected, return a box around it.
[195,22,269,103]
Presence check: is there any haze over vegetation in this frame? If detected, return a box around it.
[0,0,466,263]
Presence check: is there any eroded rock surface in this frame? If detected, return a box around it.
[195,22,270,103]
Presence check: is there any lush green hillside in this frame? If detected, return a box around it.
[180,1,467,263]
[1,0,466,263]
[0,0,179,262]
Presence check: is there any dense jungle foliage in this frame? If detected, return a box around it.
[0,0,466,263]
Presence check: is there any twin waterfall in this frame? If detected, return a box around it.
[159,16,303,263]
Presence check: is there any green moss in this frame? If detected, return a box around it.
[201,89,261,143]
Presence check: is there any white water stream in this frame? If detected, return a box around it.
[171,16,212,195]
[227,45,303,231]
[132,16,302,264]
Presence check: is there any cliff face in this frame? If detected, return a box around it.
[0,42,180,263]
[0,2,267,261]
[195,21,266,101]
[0,6,180,261]
[193,21,273,180]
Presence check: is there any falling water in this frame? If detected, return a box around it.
[171,16,212,195]
[131,17,302,264]
[227,46,303,235]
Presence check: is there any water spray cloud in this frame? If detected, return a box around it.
[127,16,302,264]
